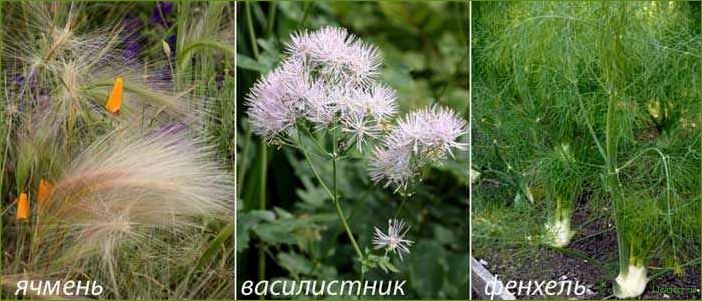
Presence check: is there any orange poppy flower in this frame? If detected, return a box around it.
[16,192,29,221]
[106,76,124,114]
[38,179,54,206]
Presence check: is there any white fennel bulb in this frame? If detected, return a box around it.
[613,264,647,299]
[544,217,574,247]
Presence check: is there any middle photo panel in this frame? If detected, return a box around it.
[236,1,469,299]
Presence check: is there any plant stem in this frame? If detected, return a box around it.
[331,130,363,261]
[265,2,276,38]
[296,126,362,261]
[393,191,409,219]
[236,127,252,196]
[298,2,313,28]
[297,126,332,197]
[107,254,121,299]
[245,2,260,60]
[257,141,267,298]
[602,2,629,274]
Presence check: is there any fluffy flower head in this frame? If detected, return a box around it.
[246,26,396,147]
[369,105,467,189]
[286,26,382,84]
[245,59,309,139]
[389,105,468,158]
[372,219,414,261]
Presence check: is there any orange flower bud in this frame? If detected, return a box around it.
[106,76,124,114]
[38,179,53,206]
[16,192,29,221]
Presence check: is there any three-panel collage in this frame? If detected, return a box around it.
[0,1,698,300]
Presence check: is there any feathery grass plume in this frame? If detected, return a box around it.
[2,3,198,146]
[2,2,236,299]
[25,130,233,292]
[15,193,30,221]
[34,130,233,258]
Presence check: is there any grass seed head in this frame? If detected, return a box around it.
[33,130,234,269]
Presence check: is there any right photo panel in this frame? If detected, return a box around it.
[471,2,700,300]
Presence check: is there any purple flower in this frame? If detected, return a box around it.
[150,2,174,28]
[13,74,25,87]
[372,219,413,261]
[245,58,310,140]
[286,26,381,85]
[166,34,177,53]
[123,12,143,33]
[155,121,187,135]
[341,112,380,151]
[122,41,142,62]
[369,145,414,189]
[246,26,394,147]
[245,27,468,192]
[341,84,397,122]
[369,105,467,189]
[149,66,173,87]
[121,12,143,62]
[389,105,468,158]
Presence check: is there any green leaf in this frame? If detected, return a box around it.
[361,251,401,275]
[277,252,314,277]
[295,176,329,209]
[252,222,299,245]
[193,223,233,271]
[237,210,276,252]
[177,39,235,67]
[432,224,456,245]
[237,53,268,73]
[408,240,446,299]
[443,253,469,299]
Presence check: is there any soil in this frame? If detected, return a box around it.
[473,206,701,300]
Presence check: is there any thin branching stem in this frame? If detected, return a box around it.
[296,125,332,198]
[297,122,363,261]
[331,129,364,261]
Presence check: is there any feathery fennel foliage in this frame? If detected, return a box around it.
[473,2,699,299]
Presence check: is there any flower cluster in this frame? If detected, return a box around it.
[246,26,396,149]
[370,105,468,190]
[246,26,467,191]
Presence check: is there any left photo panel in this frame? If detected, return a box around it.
[1,2,236,299]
